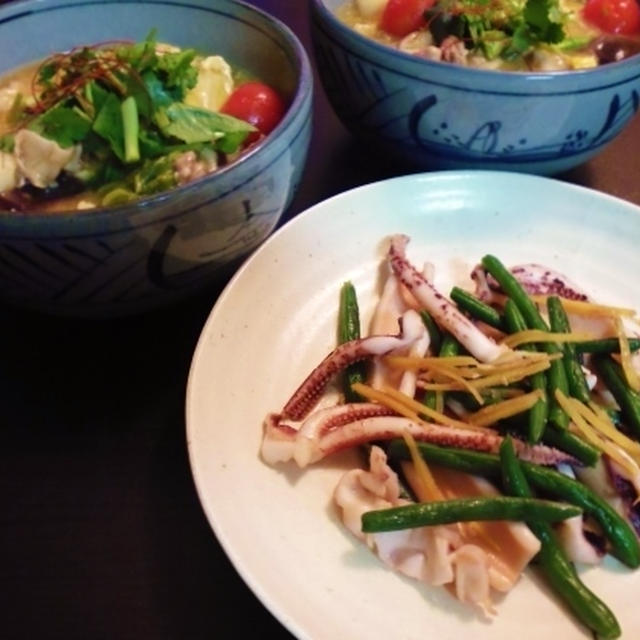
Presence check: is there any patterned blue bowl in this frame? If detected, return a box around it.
[0,0,312,316]
[310,0,640,175]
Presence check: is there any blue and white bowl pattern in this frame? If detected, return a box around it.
[0,0,312,315]
[311,0,640,175]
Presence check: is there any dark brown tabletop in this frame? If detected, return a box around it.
[3,2,640,639]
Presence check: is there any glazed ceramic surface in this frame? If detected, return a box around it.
[0,0,312,316]
[310,0,640,175]
[187,171,640,640]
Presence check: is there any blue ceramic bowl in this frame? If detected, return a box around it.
[310,0,640,175]
[0,0,312,316]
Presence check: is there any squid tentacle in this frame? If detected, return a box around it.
[475,263,590,301]
[387,235,509,363]
[262,409,576,469]
[281,309,425,421]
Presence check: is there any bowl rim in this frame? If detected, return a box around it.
[309,0,640,83]
[0,0,313,227]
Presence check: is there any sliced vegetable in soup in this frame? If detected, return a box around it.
[338,0,640,70]
[0,30,286,213]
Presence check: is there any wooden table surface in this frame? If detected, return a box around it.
[2,2,639,639]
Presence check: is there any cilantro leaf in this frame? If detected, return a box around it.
[92,92,125,161]
[28,104,92,147]
[131,154,178,195]
[505,23,535,58]
[87,81,110,115]
[143,70,177,110]
[37,63,58,88]
[156,49,198,98]
[158,103,255,152]
[116,29,159,73]
[523,0,565,43]
[138,127,170,157]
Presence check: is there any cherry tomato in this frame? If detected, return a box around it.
[221,82,286,137]
[379,0,432,38]
[583,0,640,34]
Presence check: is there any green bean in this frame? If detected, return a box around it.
[499,413,600,466]
[592,355,640,440]
[386,440,640,568]
[387,440,499,475]
[421,388,439,411]
[575,337,640,354]
[450,286,504,329]
[522,463,640,568]
[449,387,527,411]
[503,298,548,442]
[547,296,591,403]
[540,424,600,467]
[481,255,569,429]
[499,437,621,639]
[439,333,461,357]
[338,282,366,402]
[361,496,581,533]
[419,310,441,355]
[481,255,547,330]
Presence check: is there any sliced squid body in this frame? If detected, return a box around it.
[368,269,413,390]
[13,129,80,189]
[334,447,541,615]
[368,263,433,391]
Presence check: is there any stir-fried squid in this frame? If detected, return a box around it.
[261,234,640,637]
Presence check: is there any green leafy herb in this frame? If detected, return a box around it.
[159,102,255,148]
[142,70,176,111]
[440,0,567,61]
[132,153,178,194]
[524,0,565,43]
[2,30,271,205]
[116,29,158,73]
[92,92,125,160]
[37,62,58,88]
[29,104,92,147]
[156,48,198,97]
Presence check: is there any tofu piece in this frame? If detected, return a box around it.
[184,55,234,112]
[0,151,19,192]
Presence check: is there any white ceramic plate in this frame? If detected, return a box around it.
[186,171,640,640]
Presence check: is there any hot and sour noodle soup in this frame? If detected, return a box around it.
[0,31,286,213]
[339,0,640,70]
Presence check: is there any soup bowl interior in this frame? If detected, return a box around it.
[0,0,312,316]
[310,0,640,175]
